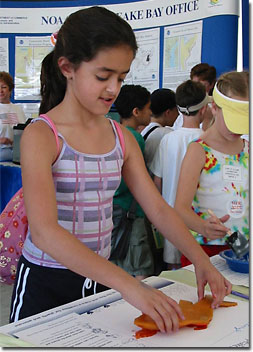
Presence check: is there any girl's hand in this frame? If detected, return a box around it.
[202,214,230,240]
[194,261,232,308]
[121,281,185,333]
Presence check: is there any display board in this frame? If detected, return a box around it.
[0,0,242,118]
[241,0,249,70]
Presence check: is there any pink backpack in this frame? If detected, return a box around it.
[0,115,60,284]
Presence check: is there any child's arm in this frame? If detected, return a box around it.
[121,129,231,307]
[20,121,184,333]
[174,142,230,239]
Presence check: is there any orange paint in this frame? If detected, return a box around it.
[134,295,237,339]
[135,329,158,339]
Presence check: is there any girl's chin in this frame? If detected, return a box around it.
[231,133,242,137]
[227,133,242,140]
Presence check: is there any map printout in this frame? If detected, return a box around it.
[163,21,202,91]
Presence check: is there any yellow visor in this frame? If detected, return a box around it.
[213,83,249,134]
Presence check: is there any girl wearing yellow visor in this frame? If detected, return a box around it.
[175,71,249,266]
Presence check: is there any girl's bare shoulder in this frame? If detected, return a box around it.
[21,120,59,162]
[184,140,206,165]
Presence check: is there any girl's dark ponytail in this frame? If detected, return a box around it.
[39,50,66,114]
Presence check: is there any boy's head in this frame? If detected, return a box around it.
[150,88,176,116]
[150,88,178,126]
[114,84,151,126]
[176,80,210,117]
[190,63,216,94]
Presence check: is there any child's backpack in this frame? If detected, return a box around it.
[0,115,59,284]
[0,188,27,284]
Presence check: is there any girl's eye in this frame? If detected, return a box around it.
[96,75,125,83]
[96,76,108,81]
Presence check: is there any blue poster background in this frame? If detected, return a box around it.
[1,0,248,104]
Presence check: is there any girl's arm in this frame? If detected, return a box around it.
[174,142,230,239]
[20,121,183,334]
[121,130,231,306]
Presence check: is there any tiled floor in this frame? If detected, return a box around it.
[0,284,13,326]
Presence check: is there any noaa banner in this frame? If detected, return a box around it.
[0,0,239,108]
[0,0,239,33]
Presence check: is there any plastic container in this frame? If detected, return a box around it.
[12,119,32,164]
[220,249,249,273]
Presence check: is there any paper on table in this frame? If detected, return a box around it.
[13,313,147,348]
[13,282,249,348]
[185,255,249,287]
[0,276,171,338]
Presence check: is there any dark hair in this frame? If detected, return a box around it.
[150,88,176,116]
[190,63,216,85]
[39,6,138,114]
[114,84,150,119]
[176,80,206,116]
[0,71,14,92]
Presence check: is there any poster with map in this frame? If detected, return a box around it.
[163,21,202,91]
[124,27,159,93]
[15,36,53,100]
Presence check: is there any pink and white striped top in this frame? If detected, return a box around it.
[23,118,124,268]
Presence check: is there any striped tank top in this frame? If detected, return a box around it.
[22,118,124,268]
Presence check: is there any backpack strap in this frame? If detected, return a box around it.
[113,120,125,158]
[143,125,159,141]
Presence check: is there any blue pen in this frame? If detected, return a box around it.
[231,290,249,300]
